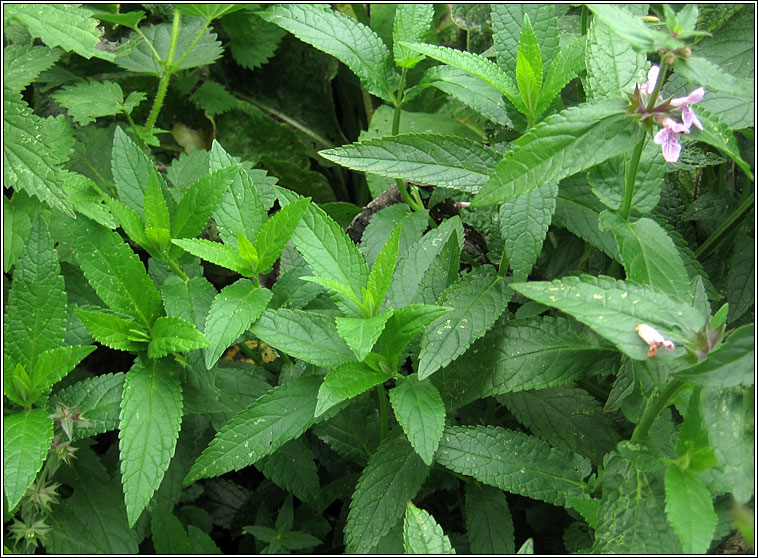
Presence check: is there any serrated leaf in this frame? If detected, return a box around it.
[111,126,153,217]
[114,17,222,74]
[516,15,542,115]
[418,266,511,379]
[360,204,428,268]
[51,373,125,440]
[587,5,680,53]
[3,193,32,273]
[250,308,354,368]
[345,431,430,553]
[151,511,192,555]
[257,438,320,507]
[535,34,585,117]
[119,356,183,527]
[174,4,242,20]
[262,4,399,103]
[185,375,321,483]
[664,466,718,553]
[335,312,393,362]
[585,18,647,101]
[511,275,707,360]
[28,345,95,404]
[3,44,62,92]
[403,502,455,554]
[222,10,286,70]
[162,275,217,332]
[75,308,148,352]
[4,215,67,373]
[315,361,393,417]
[320,134,499,194]
[255,197,310,274]
[436,425,591,506]
[491,5,559,82]
[389,375,445,465]
[204,280,272,369]
[473,100,643,206]
[392,4,434,68]
[172,166,238,240]
[63,171,118,229]
[66,216,163,327]
[365,224,402,311]
[3,92,74,216]
[148,316,209,358]
[465,483,515,554]
[675,55,750,97]
[691,106,753,180]
[3,409,54,511]
[171,238,251,275]
[500,182,558,282]
[143,171,171,234]
[91,10,145,30]
[375,304,453,369]
[52,80,141,125]
[726,235,754,323]
[6,3,115,61]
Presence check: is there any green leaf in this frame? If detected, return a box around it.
[262,4,400,103]
[250,308,354,368]
[3,409,54,511]
[174,4,243,21]
[148,316,209,358]
[676,324,754,387]
[151,511,192,555]
[664,466,718,553]
[500,182,558,281]
[66,216,163,327]
[511,275,707,360]
[436,425,591,507]
[500,386,621,465]
[161,275,216,331]
[119,356,183,526]
[172,166,238,240]
[3,44,62,93]
[63,171,118,229]
[222,10,286,70]
[3,193,32,273]
[51,372,125,440]
[691,106,753,180]
[473,100,643,206]
[465,483,515,554]
[171,238,251,275]
[52,80,144,125]
[311,394,380,465]
[143,171,171,238]
[27,345,95,404]
[300,275,361,306]
[114,17,222,74]
[403,502,455,554]
[345,431,430,553]
[585,18,647,101]
[374,304,452,371]
[675,55,750,97]
[602,215,691,301]
[320,134,500,194]
[255,197,310,274]
[335,312,393,361]
[110,126,153,217]
[4,215,67,373]
[315,361,393,417]
[185,375,321,483]
[257,438,320,507]
[726,235,754,323]
[516,14,542,115]
[587,5,680,53]
[74,308,147,352]
[91,10,146,30]
[3,92,74,216]
[389,375,445,465]
[365,224,402,311]
[204,280,272,369]
[535,34,585,117]
[6,3,115,61]
[359,204,428,268]
[393,4,434,68]
[418,266,511,379]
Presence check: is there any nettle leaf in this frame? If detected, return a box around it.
[365,224,402,311]
[91,10,146,30]
[664,466,718,553]
[393,4,434,68]
[51,372,125,440]
[726,234,754,324]
[403,502,455,554]
[52,80,145,125]
[346,431,430,553]
[262,4,400,103]
[4,215,67,373]
[512,275,707,360]
[257,438,320,507]
[114,17,223,74]
[691,106,753,180]
[3,193,33,273]
[3,92,74,216]
[418,266,511,379]
[148,316,209,358]
[66,216,163,328]
[400,42,524,114]
[585,18,647,101]
[27,345,96,404]
[161,275,216,332]
[433,316,616,411]
[360,204,428,268]
[675,55,750,97]
[3,44,62,93]
[75,308,148,352]
[375,304,453,370]
[172,166,238,240]
[320,134,500,194]
[473,100,643,207]
[3,409,54,511]
[151,512,191,555]
[63,171,118,230]
[389,375,445,466]
[516,14,542,115]
[315,361,393,417]
[587,5,680,53]
[255,197,310,274]
[436,425,591,507]
[250,309,354,368]
[465,483,515,554]
[335,312,393,362]
[111,126,153,217]
[500,182,558,282]
[222,10,286,70]
[6,3,115,61]
[204,280,272,369]
[171,238,251,276]
[535,34,585,117]
[175,4,243,20]
[119,356,183,527]
[491,5,559,82]
[185,375,321,483]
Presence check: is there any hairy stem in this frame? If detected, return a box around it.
[144,9,181,135]
[631,378,685,443]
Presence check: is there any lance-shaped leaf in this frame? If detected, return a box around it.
[111,126,153,217]
[143,170,171,250]
[587,5,681,53]
[255,197,310,274]
[516,13,543,115]
[675,55,750,97]
[171,166,238,240]
[389,375,445,465]
[435,425,591,507]
[465,483,515,554]
[250,308,355,368]
[345,431,430,553]
[393,4,434,68]
[418,266,511,379]
[585,17,647,101]
[75,308,148,352]
[51,80,145,126]
[320,134,500,194]
[315,361,393,417]
[184,375,321,483]
[691,106,753,180]
[261,4,399,103]
[119,356,183,527]
[51,373,125,440]
[365,224,402,311]
[171,238,252,276]
[4,44,62,93]
[403,502,455,554]
[511,275,707,360]
[148,316,209,358]
[3,409,54,511]
[161,275,217,332]
[664,466,718,553]
[335,312,393,362]
[66,216,163,328]
[674,324,754,387]
[473,100,643,206]
[27,345,96,405]
[375,304,453,369]
[204,280,272,369]
[535,33,586,117]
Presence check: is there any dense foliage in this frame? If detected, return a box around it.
[3,4,754,554]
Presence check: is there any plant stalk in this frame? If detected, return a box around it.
[631,378,685,443]
[144,9,182,135]
[694,193,754,259]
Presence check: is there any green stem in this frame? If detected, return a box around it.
[497,244,509,278]
[619,137,647,220]
[144,9,181,135]
[165,256,189,282]
[581,5,589,35]
[390,67,423,211]
[631,379,685,443]
[694,193,754,260]
[377,384,390,442]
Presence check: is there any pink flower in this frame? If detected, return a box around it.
[654,118,688,162]
[640,66,661,96]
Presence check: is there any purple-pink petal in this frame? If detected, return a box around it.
[654,127,682,162]
[682,106,703,130]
